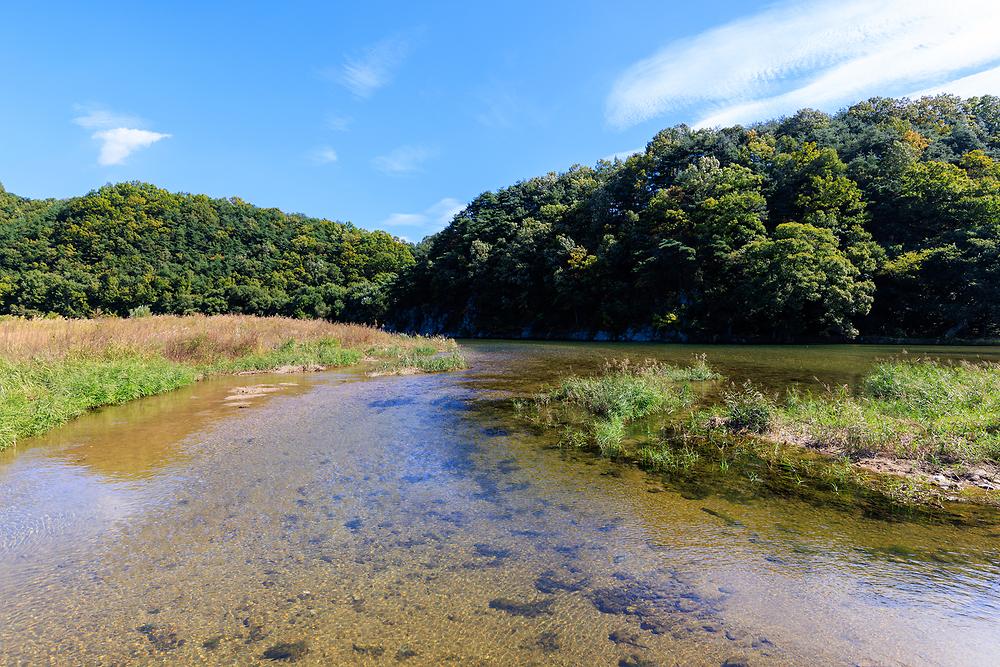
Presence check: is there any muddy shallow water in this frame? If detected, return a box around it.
[1,342,1000,665]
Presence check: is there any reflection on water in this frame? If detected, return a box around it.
[0,342,999,665]
[0,374,318,480]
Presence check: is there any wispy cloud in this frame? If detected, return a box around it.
[372,144,438,174]
[72,105,142,129]
[601,148,644,162]
[425,198,465,225]
[73,105,170,165]
[606,0,1000,129]
[326,114,353,132]
[908,64,1000,99]
[475,85,547,129]
[380,197,465,234]
[310,146,339,164]
[383,213,426,227]
[331,36,411,98]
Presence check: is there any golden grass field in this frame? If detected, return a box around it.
[0,315,435,362]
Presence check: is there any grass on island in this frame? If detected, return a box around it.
[0,314,455,450]
[522,356,720,457]
[771,360,1000,465]
[521,356,1000,509]
[366,349,468,376]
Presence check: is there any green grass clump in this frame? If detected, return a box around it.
[370,351,468,376]
[777,360,1000,464]
[209,338,362,373]
[550,358,710,422]
[365,344,438,359]
[532,357,721,456]
[593,418,626,457]
[636,442,701,472]
[723,381,774,433]
[0,354,198,449]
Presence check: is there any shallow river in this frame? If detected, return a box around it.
[2,342,1000,666]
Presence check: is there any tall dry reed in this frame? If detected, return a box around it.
[0,315,438,362]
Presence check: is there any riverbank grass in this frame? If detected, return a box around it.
[0,355,198,448]
[524,356,1000,508]
[774,360,1000,464]
[0,315,454,449]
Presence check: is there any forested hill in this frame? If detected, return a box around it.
[3,95,1000,342]
[0,182,413,321]
[395,95,1000,341]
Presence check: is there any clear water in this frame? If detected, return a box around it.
[1,341,999,665]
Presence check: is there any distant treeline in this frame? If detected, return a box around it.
[2,94,1000,341]
[396,95,1000,341]
[0,183,412,321]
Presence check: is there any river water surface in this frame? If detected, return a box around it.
[2,342,1000,665]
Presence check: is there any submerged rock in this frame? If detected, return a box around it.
[473,543,512,559]
[536,631,560,653]
[263,640,310,661]
[488,597,554,618]
[137,623,184,651]
[590,571,723,638]
[608,629,646,648]
[721,658,750,667]
[395,644,419,660]
[352,643,385,657]
[534,570,589,594]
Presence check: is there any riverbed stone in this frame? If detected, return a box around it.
[352,643,385,657]
[263,640,309,661]
[536,631,560,653]
[608,629,646,648]
[473,543,511,559]
[488,597,554,617]
[395,644,419,660]
[535,569,589,594]
[137,623,184,651]
[619,654,659,667]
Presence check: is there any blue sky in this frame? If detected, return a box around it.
[3,1,1000,240]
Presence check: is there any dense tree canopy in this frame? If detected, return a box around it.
[395,95,1000,341]
[3,94,999,341]
[0,182,413,321]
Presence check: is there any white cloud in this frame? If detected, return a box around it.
[73,105,142,129]
[310,146,339,164]
[606,0,1000,129]
[73,104,170,165]
[93,128,171,166]
[907,64,1000,99]
[333,37,410,98]
[372,144,437,174]
[380,197,465,234]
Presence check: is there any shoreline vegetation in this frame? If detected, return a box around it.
[517,356,1000,510]
[0,315,460,450]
